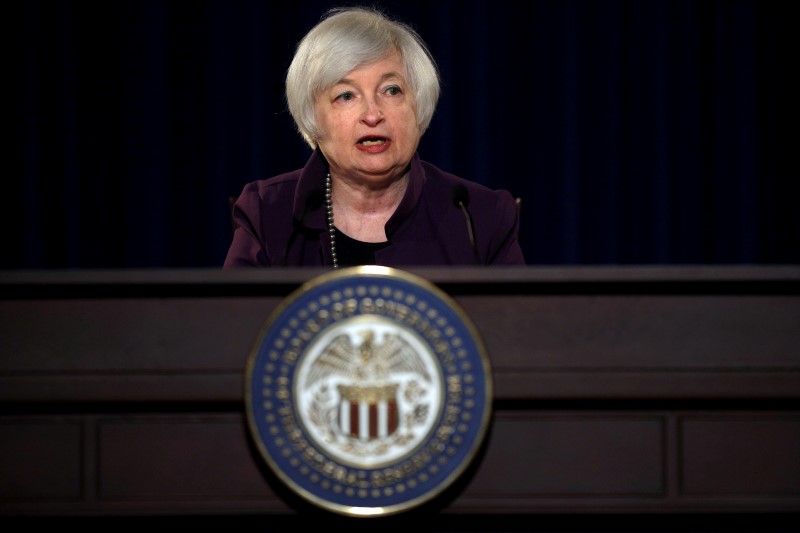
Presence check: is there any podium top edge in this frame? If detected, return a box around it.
[1,265,800,286]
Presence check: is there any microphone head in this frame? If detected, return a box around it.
[451,184,470,207]
[306,188,324,210]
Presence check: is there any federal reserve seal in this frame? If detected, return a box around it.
[244,266,492,517]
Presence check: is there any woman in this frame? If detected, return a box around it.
[224,6,525,268]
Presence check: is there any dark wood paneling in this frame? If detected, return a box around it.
[0,419,82,500]
[681,416,800,495]
[465,413,664,496]
[98,415,272,500]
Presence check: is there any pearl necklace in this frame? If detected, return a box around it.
[325,173,338,268]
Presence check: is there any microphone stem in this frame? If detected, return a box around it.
[458,201,481,265]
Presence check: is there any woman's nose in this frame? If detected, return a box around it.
[360,99,384,126]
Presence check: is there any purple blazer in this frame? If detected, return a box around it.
[223,150,525,268]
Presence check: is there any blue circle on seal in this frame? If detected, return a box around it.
[245,266,492,517]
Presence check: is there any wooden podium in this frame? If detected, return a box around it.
[1,266,799,527]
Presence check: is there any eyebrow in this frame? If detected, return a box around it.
[336,71,404,87]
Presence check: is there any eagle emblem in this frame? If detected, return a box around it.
[296,321,441,465]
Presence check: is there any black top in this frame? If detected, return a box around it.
[334,227,389,266]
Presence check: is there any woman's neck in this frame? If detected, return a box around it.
[330,172,408,242]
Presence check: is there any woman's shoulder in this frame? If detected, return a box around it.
[240,169,302,198]
[417,159,516,204]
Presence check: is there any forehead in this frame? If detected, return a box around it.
[338,49,407,83]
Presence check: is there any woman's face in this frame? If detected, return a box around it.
[314,49,420,187]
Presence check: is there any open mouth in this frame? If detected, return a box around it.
[358,136,388,146]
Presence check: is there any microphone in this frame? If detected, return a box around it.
[451,184,481,265]
[303,188,325,213]
[282,188,324,266]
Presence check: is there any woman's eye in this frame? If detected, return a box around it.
[335,91,354,102]
[384,85,402,96]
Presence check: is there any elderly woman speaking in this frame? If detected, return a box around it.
[224,6,525,268]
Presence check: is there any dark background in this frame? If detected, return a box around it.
[8,0,798,269]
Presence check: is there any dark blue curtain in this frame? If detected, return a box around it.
[8,0,798,268]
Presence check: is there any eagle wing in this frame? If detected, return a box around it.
[374,333,432,382]
[304,334,358,388]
